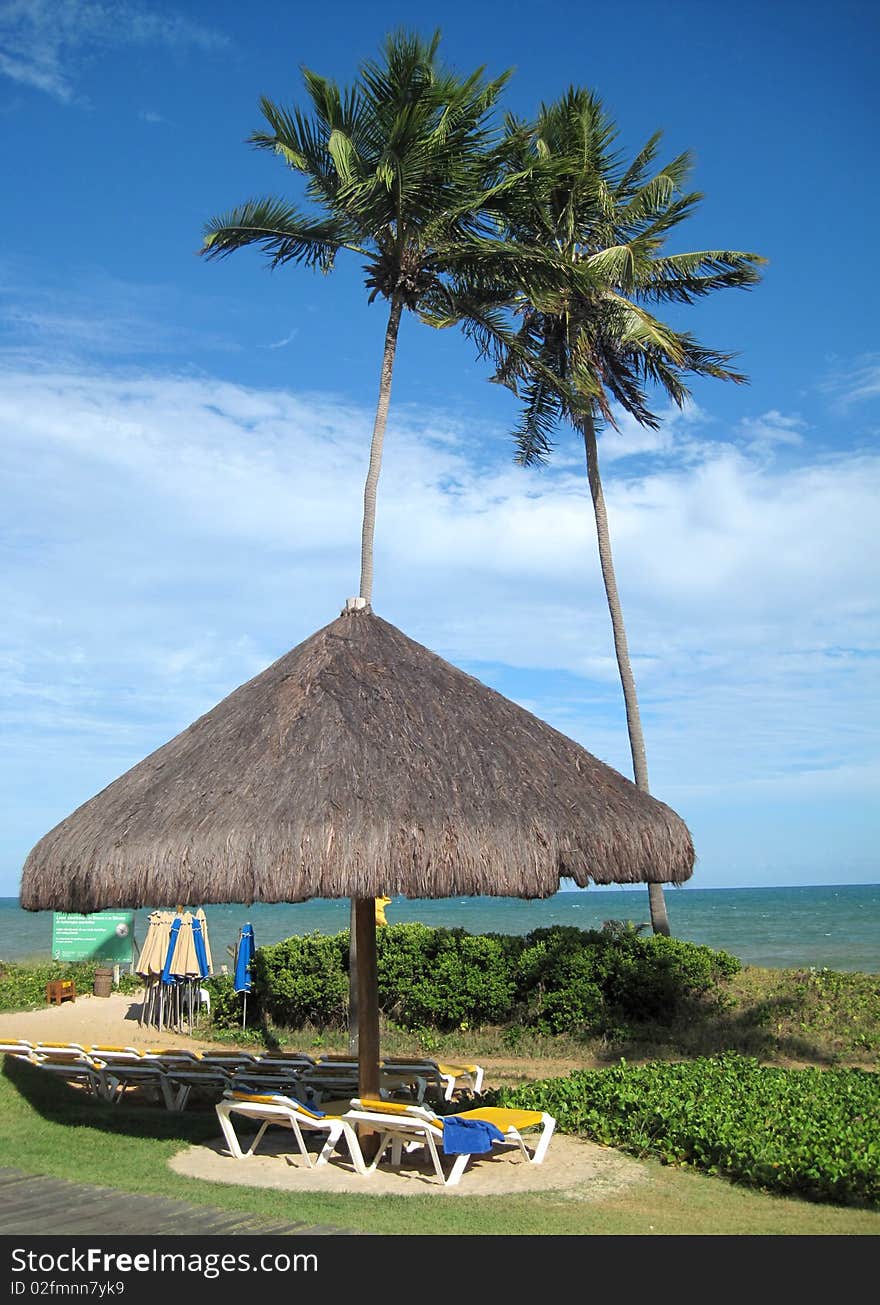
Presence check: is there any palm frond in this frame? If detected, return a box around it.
[639,250,767,302]
[201,198,359,270]
[513,374,563,465]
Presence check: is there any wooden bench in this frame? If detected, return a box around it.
[45,980,76,1006]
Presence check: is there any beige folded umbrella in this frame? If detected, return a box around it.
[195,907,213,976]
[135,910,173,977]
[165,912,201,978]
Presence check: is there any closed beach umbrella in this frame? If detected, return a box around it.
[159,911,203,1033]
[19,606,695,1096]
[164,912,201,979]
[136,909,175,1029]
[195,908,213,976]
[234,922,255,1028]
[192,911,211,980]
[160,915,184,984]
[136,911,172,978]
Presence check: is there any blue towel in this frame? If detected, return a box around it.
[442,1115,505,1155]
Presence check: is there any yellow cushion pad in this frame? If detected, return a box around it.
[457,1107,545,1130]
[228,1092,322,1118]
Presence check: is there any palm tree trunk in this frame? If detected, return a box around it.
[581,412,671,936]
[358,294,404,606]
[348,293,405,1055]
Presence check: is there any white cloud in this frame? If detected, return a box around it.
[738,409,806,452]
[820,354,880,409]
[0,271,235,358]
[0,0,226,103]
[267,330,299,350]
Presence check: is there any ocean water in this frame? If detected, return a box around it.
[0,884,877,974]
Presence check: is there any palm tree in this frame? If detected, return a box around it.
[447,90,765,933]
[200,30,513,1053]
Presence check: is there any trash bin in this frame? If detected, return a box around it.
[93,966,113,998]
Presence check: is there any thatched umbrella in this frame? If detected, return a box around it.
[20,604,694,1095]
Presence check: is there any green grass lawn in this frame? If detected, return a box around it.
[2,1057,879,1237]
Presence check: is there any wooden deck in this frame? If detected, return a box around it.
[0,1167,360,1236]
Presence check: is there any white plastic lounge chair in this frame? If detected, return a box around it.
[344,1097,556,1187]
[228,1067,314,1101]
[251,1052,318,1069]
[195,1051,263,1069]
[161,1063,234,1111]
[84,1052,177,1110]
[381,1057,484,1100]
[141,1047,203,1065]
[23,1047,169,1109]
[32,1041,90,1058]
[85,1045,147,1062]
[215,1090,369,1174]
[25,1050,115,1102]
[297,1060,429,1105]
[217,1053,317,1091]
[0,1039,35,1057]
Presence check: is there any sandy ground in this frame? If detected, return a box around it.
[0,991,229,1051]
[169,1129,644,1198]
[1,992,647,1199]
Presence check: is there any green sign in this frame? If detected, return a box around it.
[51,911,135,963]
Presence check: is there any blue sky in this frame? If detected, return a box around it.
[1,0,877,898]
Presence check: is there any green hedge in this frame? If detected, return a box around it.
[252,933,349,1027]
[207,922,741,1035]
[490,1053,880,1207]
[0,960,139,1014]
[376,925,518,1031]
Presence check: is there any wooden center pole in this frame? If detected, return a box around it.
[354,897,380,1100]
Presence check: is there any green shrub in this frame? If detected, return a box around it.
[515,929,604,1033]
[492,1053,880,1208]
[515,927,741,1033]
[375,922,436,1018]
[603,933,741,1020]
[202,973,247,1030]
[377,925,517,1031]
[202,922,741,1035]
[251,932,349,1028]
[0,961,104,1014]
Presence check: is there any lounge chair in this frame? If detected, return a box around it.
[32,1041,90,1057]
[77,1050,178,1109]
[161,1063,235,1111]
[297,1060,430,1105]
[22,1046,172,1109]
[195,1051,263,1069]
[0,1039,35,1057]
[141,1047,203,1065]
[380,1057,484,1101]
[85,1045,147,1061]
[251,1052,318,1068]
[24,1050,116,1102]
[344,1097,556,1186]
[215,1090,369,1174]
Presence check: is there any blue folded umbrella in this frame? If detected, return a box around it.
[442,1115,505,1155]
[191,913,210,980]
[234,922,255,993]
[160,916,182,985]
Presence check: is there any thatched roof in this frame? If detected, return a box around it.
[20,607,694,912]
